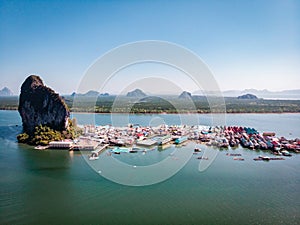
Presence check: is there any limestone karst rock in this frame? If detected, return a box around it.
[18,75,70,134]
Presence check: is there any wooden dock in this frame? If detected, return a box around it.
[91,144,109,156]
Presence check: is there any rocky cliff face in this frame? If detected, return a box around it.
[18,75,70,134]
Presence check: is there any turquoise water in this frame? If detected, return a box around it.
[0,110,299,224]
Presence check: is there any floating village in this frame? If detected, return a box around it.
[38,123,300,162]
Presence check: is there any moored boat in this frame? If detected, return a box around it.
[89,155,99,160]
[197,156,209,160]
[89,153,99,160]
[226,153,242,156]
[194,148,201,152]
[112,147,130,154]
[233,157,244,161]
[229,139,239,147]
[174,136,188,145]
[34,145,49,150]
[281,150,292,157]
[156,135,172,145]
[258,155,270,161]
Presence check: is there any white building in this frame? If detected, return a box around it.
[49,141,73,149]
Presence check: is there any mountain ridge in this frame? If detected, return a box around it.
[0,87,13,96]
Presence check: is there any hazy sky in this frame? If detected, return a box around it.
[0,0,299,95]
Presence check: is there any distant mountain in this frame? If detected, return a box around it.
[280,89,300,95]
[70,91,109,97]
[126,89,147,98]
[0,87,13,96]
[237,93,258,100]
[69,88,300,100]
[84,90,100,96]
[178,91,192,99]
[221,89,300,99]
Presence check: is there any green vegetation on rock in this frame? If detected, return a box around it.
[17,125,62,145]
[17,132,29,143]
[62,118,83,140]
[17,118,82,145]
[32,125,62,145]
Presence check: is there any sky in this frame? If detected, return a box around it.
[0,0,299,95]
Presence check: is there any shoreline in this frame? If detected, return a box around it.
[70,111,300,115]
[35,124,300,157]
[1,108,300,115]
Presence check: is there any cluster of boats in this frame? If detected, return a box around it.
[253,155,285,161]
[225,153,244,161]
[225,152,288,162]
[110,146,149,154]
[198,126,299,155]
[82,124,299,162]
[83,124,191,148]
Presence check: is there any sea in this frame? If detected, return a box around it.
[0,110,299,225]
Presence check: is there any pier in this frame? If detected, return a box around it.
[91,144,109,157]
[72,136,101,151]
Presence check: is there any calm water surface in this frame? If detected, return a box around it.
[0,111,299,224]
